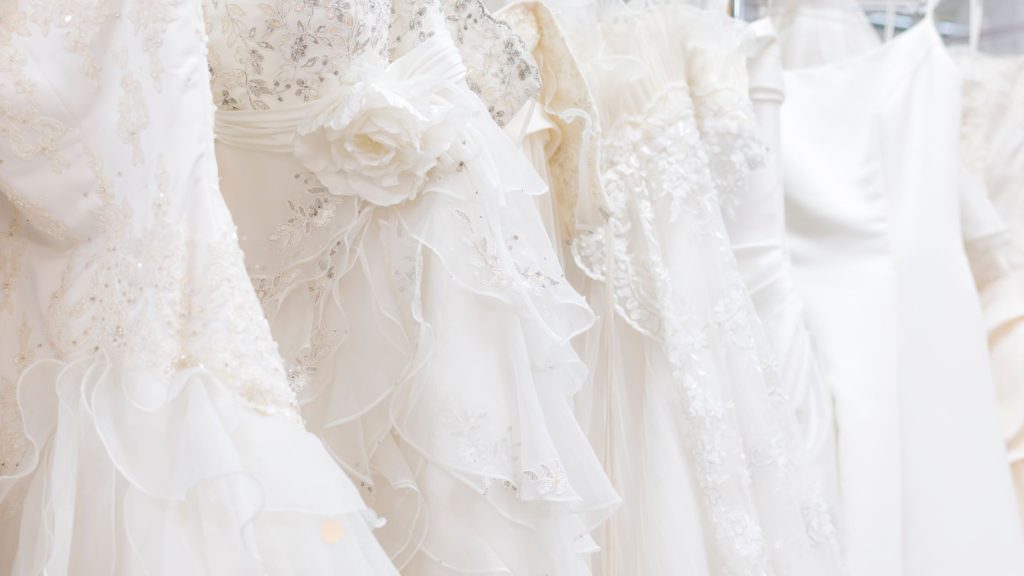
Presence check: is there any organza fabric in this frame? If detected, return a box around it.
[0,2,398,574]
[204,1,619,574]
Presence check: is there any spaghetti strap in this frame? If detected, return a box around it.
[969,0,983,51]
[884,0,897,42]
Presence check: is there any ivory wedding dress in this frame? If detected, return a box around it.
[204,0,619,574]
[0,1,398,574]
[497,2,842,574]
[724,15,840,536]
[957,46,1024,525]
[773,0,1024,573]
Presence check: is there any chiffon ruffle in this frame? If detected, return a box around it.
[0,354,395,576]
[216,36,619,575]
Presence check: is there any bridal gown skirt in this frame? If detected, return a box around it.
[211,30,619,574]
[0,1,399,574]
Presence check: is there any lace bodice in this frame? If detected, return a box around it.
[496,0,607,241]
[0,0,299,425]
[204,0,539,122]
[203,0,391,110]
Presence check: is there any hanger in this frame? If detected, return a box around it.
[883,0,929,41]
[731,0,745,20]
[882,0,946,41]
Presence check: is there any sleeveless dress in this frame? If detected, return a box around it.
[498,2,843,574]
[0,1,398,574]
[203,0,619,574]
[957,48,1024,525]
[775,3,1024,574]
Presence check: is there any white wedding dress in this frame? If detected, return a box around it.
[724,17,840,524]
[0,1,398,574]
[957,46,1024,525]
[773,0,1024,573]
[204,0,619,574]
[497,2,843,574]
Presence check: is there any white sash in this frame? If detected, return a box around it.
[214,36,468,153]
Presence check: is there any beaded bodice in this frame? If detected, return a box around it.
[203,0,540,123]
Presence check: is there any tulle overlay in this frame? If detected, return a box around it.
[1,355,392,575]
[213,33,619,575]
[496,2,844,573]
[0,1,398,573]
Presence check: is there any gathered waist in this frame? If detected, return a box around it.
[214,37,468,153]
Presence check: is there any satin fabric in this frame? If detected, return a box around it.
[777,6,1024,575]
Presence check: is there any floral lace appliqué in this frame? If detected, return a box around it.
[572,83,785,575]
[204,0,390,111]
[442,0,540,126]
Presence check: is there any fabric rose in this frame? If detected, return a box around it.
[293,76,469,207]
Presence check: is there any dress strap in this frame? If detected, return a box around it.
[969,0,984,51]
[884,0,897,42]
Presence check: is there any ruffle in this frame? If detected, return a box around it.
[496,0,610,260]
[0,354,396,576]
[231,62,619,575]
[958,65,1024,520]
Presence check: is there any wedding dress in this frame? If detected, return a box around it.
[770,0,879,68]
[0,1,398,574]
[724,16,840,535]
[204,0,619,574]
[773,0,1024,573]
[957,46,1024,524]
[497,2,843,573]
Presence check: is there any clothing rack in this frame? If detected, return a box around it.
[736,0,1024,50]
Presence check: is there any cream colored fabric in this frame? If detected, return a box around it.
[956,48,1024,528]
[502,2,844,574]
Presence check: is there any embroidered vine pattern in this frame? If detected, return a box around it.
[268,174,342,251]
[0,203,26,313]
[571,83,791,575]
[117,54,151,166]
[205,0,389,111]
[27,0,120,83]
[436,395,572,499]
[456,208,560,292]
[443,0,540,126]
[128,0,180,90]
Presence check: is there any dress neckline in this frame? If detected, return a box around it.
[784,12,941,76]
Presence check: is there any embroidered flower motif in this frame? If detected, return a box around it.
[293,77,468,207]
